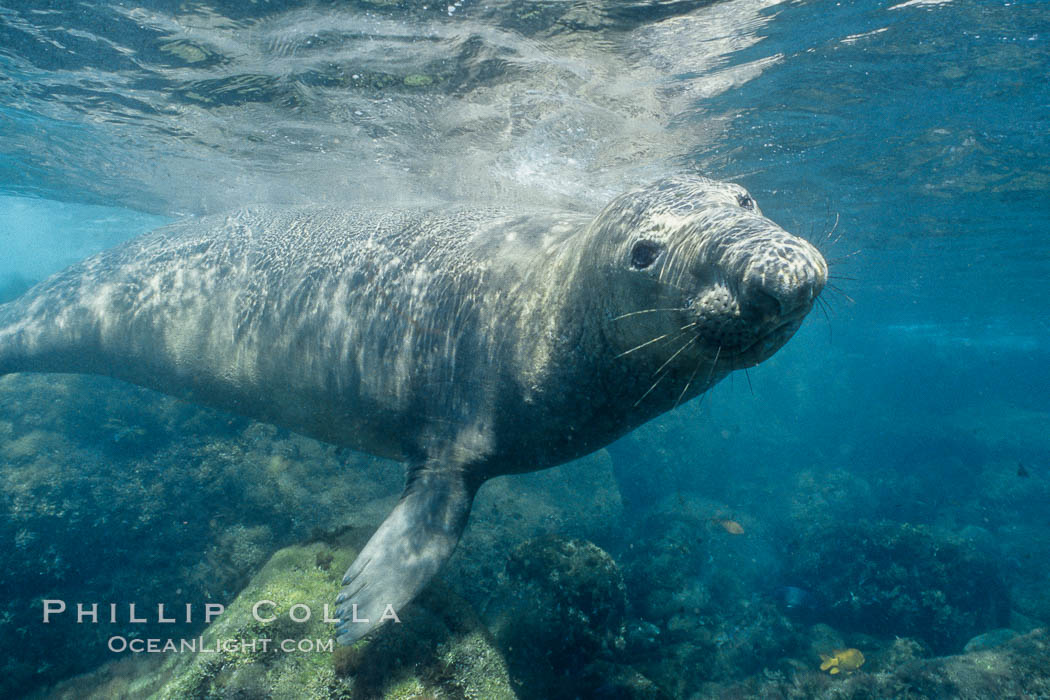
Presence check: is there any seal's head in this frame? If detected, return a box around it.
[589,175,827,403]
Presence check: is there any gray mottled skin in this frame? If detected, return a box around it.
[0,175,826,643]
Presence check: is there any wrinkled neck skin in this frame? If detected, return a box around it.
[463,216,723,479]
[419,214,631,478]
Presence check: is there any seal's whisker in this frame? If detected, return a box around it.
[828,227,848,250]
[653,335,698,377]
[691,345,723,412]
[816,296,833,343]
[640,328,690,362]
[824,283,855,305]
[616,332,673,358]
[820,212,841,247]
[611,307,686,322]
[827,249,862,265]
[633,372,668,407]
[743,367,754,396]
[675,344,719,409]
[827,274,857,281]
[675,358,702,409]
[631,329,697,406]
[705,345,721,385]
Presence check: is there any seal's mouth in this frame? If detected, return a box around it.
[693,309,810,370]
[732,317,805,367]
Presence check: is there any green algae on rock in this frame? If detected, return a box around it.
[40,533,515,699]
[403,74,434,87]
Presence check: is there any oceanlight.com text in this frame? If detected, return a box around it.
[106,636,334,654]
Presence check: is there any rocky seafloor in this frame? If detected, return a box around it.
[2,372,1048,699]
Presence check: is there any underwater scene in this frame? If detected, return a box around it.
[1,0,1048,698]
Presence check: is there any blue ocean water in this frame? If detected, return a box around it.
[1,0,1048,697]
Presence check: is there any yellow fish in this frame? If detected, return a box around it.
[820,648,864,675]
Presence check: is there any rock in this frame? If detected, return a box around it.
[39,533,515,699]
[785,520,1010,653]
[697,628,1050,699]
[963,628,1019,653]
[493,536,630,698]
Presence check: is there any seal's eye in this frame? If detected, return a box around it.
[630,240,662,270]
[736,193,755,211]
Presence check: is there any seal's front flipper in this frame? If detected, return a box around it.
[334,467,477,644]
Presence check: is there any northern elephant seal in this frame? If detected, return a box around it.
[0,175,826,643]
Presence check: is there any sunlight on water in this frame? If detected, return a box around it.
[0,0,785,213]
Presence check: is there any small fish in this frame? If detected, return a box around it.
[714,518,745,535]
[820,648,864,675]
[1017,463,1030,478]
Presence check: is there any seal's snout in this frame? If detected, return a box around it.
[739,237,826,324]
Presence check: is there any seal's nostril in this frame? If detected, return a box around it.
[738,242,826,323]
[749,289,783,320]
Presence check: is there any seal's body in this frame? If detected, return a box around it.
[0,176,826,642]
